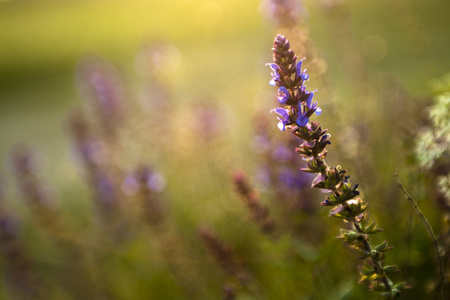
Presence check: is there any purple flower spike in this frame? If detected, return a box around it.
[296,115,309,127]
[271,108,290,131]
[315,107,322,115]
[277,86,289,104]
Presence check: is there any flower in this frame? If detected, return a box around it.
[305,92,314,109]
[295,60,303,77]
[269,35,320,131]
[296,101,309,127]
[266,63,280,86]
[296,115,309,127]
[277,86,289,104]
[315,107,322,115]
[267,34,407,298]
[271,108,290,131]
[296,60,309,81]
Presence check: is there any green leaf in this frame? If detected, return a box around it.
[360,268,376,276]
[383,265,398,274]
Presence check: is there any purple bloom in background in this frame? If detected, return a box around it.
[272,145,293,162]
[251,135,271,154]
[278,169,298,189]
[277,86,289,104]
[261,0,305,27]
[255,164,271,190]
[146,171,166,193]
[278,169,311,190]
[192,100,226,141]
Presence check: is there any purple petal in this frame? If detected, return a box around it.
[312,173,326,187]
[278,86,289,94]
[269,79,276,86]
[306,92,314,109]
[265,63,279,71]
[315,107,322,115]
[271,108,289,120]
[277,121,286,131]
[296,115,309,127]
[296,60,303,76]
[301,73,309,81]
[329,204,345,216]
[271,71,280,80]
[277,86,289,104]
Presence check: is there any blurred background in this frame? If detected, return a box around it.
[0,0,449,299]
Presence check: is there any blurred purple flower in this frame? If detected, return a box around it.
[272,145,293,162]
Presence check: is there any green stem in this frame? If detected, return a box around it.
[309,144,395,296]
[341,197,393,294]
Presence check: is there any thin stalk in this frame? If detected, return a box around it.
[395,171,447,300]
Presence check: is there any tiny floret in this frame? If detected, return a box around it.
[306,92,314,109]
[295,60,303,77]
[301,73,309,81]
[271,108,290,131]
[277,86,289,104]
[296,115,309,127]
[315,107,322,115]
[266,63,280,86]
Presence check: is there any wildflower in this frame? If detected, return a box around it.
[266,63,280,86]
[295,60,303,78]
[315,107,322,115]
[268,35,317,130]
[271,108,290,131]
[296,114,309,127]
[277,86,289,103]
[296,60,309,82]
[268,34,407,298]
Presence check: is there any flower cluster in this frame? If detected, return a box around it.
[268,34,407,298]
[267,36,321,132]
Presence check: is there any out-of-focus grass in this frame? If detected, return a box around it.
[0,0,267,176]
